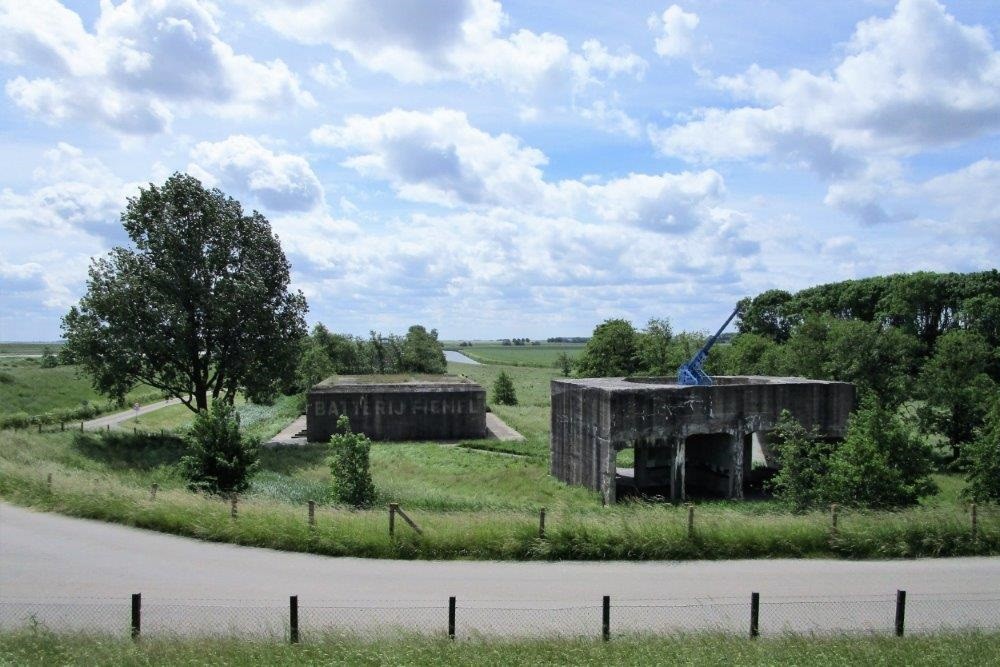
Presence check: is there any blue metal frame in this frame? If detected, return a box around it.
[676,305,741,386]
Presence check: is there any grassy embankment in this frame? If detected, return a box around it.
[0,360,996,561]
[2,630,998,666]
[446,342,585,367]
[0,357,163,427]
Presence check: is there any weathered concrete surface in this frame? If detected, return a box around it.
[486,412,525,442]
[551,376,855,503]
[264,414,307,447]
[307,374,486,442]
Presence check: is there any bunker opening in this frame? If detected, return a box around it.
[684,433,736,499]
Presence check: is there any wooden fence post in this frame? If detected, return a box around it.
[80,421,84,431]
[131,593,141,641]
[46,473,52,493]
[602,595,610,641]
[687,504,694,538]
[895,590,906,637]
[308,500,316,527]
[230,494,238,520]
[831,503,839,538]
[448,596,456,639]
[389,503,397,538]
[971,503,978,541]
[37,423,41,433]
[289,595,299,644]
[150,483,158,501]
[750,592,760,638]
[60,422,65,432]
[539,507,546,539]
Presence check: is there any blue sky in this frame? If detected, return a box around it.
[1,0,998,341]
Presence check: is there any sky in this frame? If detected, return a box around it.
[0,0,998,341]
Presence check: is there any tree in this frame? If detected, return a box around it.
[714,333,784,376]
[917,330,996,459]
[400,325,446,373]
[767,410,834,511]
[575,319,640,377]
[39,346,59,369]
[61,173,308,412]
[636,318,673,375]
[329,415,376,507]
[180,402,260,495]
[823,397,936,509]
[492,370,518,405]
[822,319,920,408]
[963,397,1000,502]
[556,351,573,377]
[737,289,794,342]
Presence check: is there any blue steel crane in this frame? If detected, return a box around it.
[676,304,742,386]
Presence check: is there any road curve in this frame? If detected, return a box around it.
[82,397,182,431]
[2,503,999,637]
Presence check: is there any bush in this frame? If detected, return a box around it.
[575,319,640,377]
[0,412,31,430]
[39,346,59,368]
[964,398,1000,502]
[328,415,376,508]
[767,410,834,511]
[492,371,518,406]
[180,403,260,495]
[823,397,937,509]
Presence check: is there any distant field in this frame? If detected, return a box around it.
[0,357,159,418]
[450,343,585,367]
[0,342,63,356]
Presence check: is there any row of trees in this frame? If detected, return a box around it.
[296,323,447,390]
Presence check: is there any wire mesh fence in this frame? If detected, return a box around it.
[1,592,998,640]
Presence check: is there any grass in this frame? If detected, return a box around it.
[0,341,63,356]
[0,358,162,423]
[0,359,996,562]
[451,343,585,367]
[3,629,1000,666]
[118,394,302,443]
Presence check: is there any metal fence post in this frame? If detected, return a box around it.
[539,507,546,539]
[602,595,610,641]
[750,592,760,638]
[895,590,906,637]
[448,596,456,639]
[290,595,299,644]
[131,593,141,641]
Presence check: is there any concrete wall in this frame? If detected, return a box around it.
[308,376,486,442]
[551,376,855,503]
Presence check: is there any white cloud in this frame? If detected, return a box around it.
[253,0,644,101]
[578,99,641,138]
[648,4,701,60]
[0,0,314,134]
[649,0,1000,223]
[188,135,324,212]
[309,60,348,89]
[923,159,1000,238]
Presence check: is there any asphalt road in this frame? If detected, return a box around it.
[82,397,182,430]
[2,503,999,637]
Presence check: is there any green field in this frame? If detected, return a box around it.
[0,360,996,561]
[448,342,585,367]
[0,342,63,356]
[0,357,161,421]
[2,630,998,666]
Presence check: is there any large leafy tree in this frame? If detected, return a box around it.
[62,173,308,412]
[575,318,640,377]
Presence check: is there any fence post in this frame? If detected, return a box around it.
[308,500,316,527]
[971,503,978,541]
[80,421,84,432]
[150,483,158,501]
[38,423,42,433]
[750,592,760,638]
[131,593,141,641]
[448,596,456,639]
[602,595,610,641]
[539,507,546,539]
[106,424,110,432]
[289,595,299,644]
[46,473,52,493]
[830,503,838,533]
[61,421,65,432]
[687,504,694,538]
[389,503,397,538]
[895,590,906,637]
[230,494,238,520]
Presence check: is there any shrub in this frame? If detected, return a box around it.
[964,398,1000,502]
[39,347,59,368]
[0,371,14,384]
[492,371,518,406]
[180,403,260,495]
[0,412,31,430]
[328,415,376,508]
[823,397,937,509]
[767,410,834,511]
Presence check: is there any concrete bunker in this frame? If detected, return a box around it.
[551,376,855,504]
[307,374,487,442]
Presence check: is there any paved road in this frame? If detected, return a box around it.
[82,397,182,430]
[1,503,998,637]
[444,349,481,364]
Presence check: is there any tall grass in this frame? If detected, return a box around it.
[3,628,999,666]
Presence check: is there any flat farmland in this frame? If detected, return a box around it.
[450,343,585,367]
